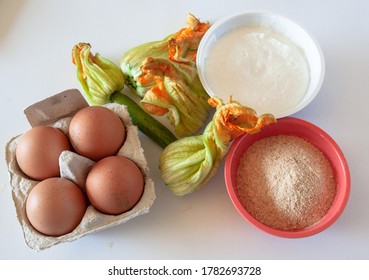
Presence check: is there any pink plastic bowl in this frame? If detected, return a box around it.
[224,117,350,238]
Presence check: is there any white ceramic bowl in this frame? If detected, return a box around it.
[197,11,325,118]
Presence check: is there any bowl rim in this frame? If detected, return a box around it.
[224,117,351,238]
[197,10,326,119]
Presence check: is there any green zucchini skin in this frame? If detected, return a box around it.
[110,92,177,148]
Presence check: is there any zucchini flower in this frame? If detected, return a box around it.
[121,38,170,98]
[159,97,276,196]
[168,13,211,62]
[120,14,211,137]
[72,43,125,105]
[137,57,210,137]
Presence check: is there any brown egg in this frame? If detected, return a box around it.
[16,126,71,181]
[68,106,126,161]
[86,156,144,215]
[25,177,87,237]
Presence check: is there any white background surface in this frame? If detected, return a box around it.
[0,0,368,260]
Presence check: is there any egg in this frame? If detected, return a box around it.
[86,156,144,215]
[16,126,71,181]
[68,106,126,161]
[25,177,87,237]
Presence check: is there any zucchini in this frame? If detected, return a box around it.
[110,92,177,148]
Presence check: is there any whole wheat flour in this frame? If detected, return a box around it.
[236,135,335,231]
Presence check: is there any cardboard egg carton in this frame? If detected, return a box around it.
[5,89,156,251]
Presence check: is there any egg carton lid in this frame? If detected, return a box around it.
[5,89,156,251]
